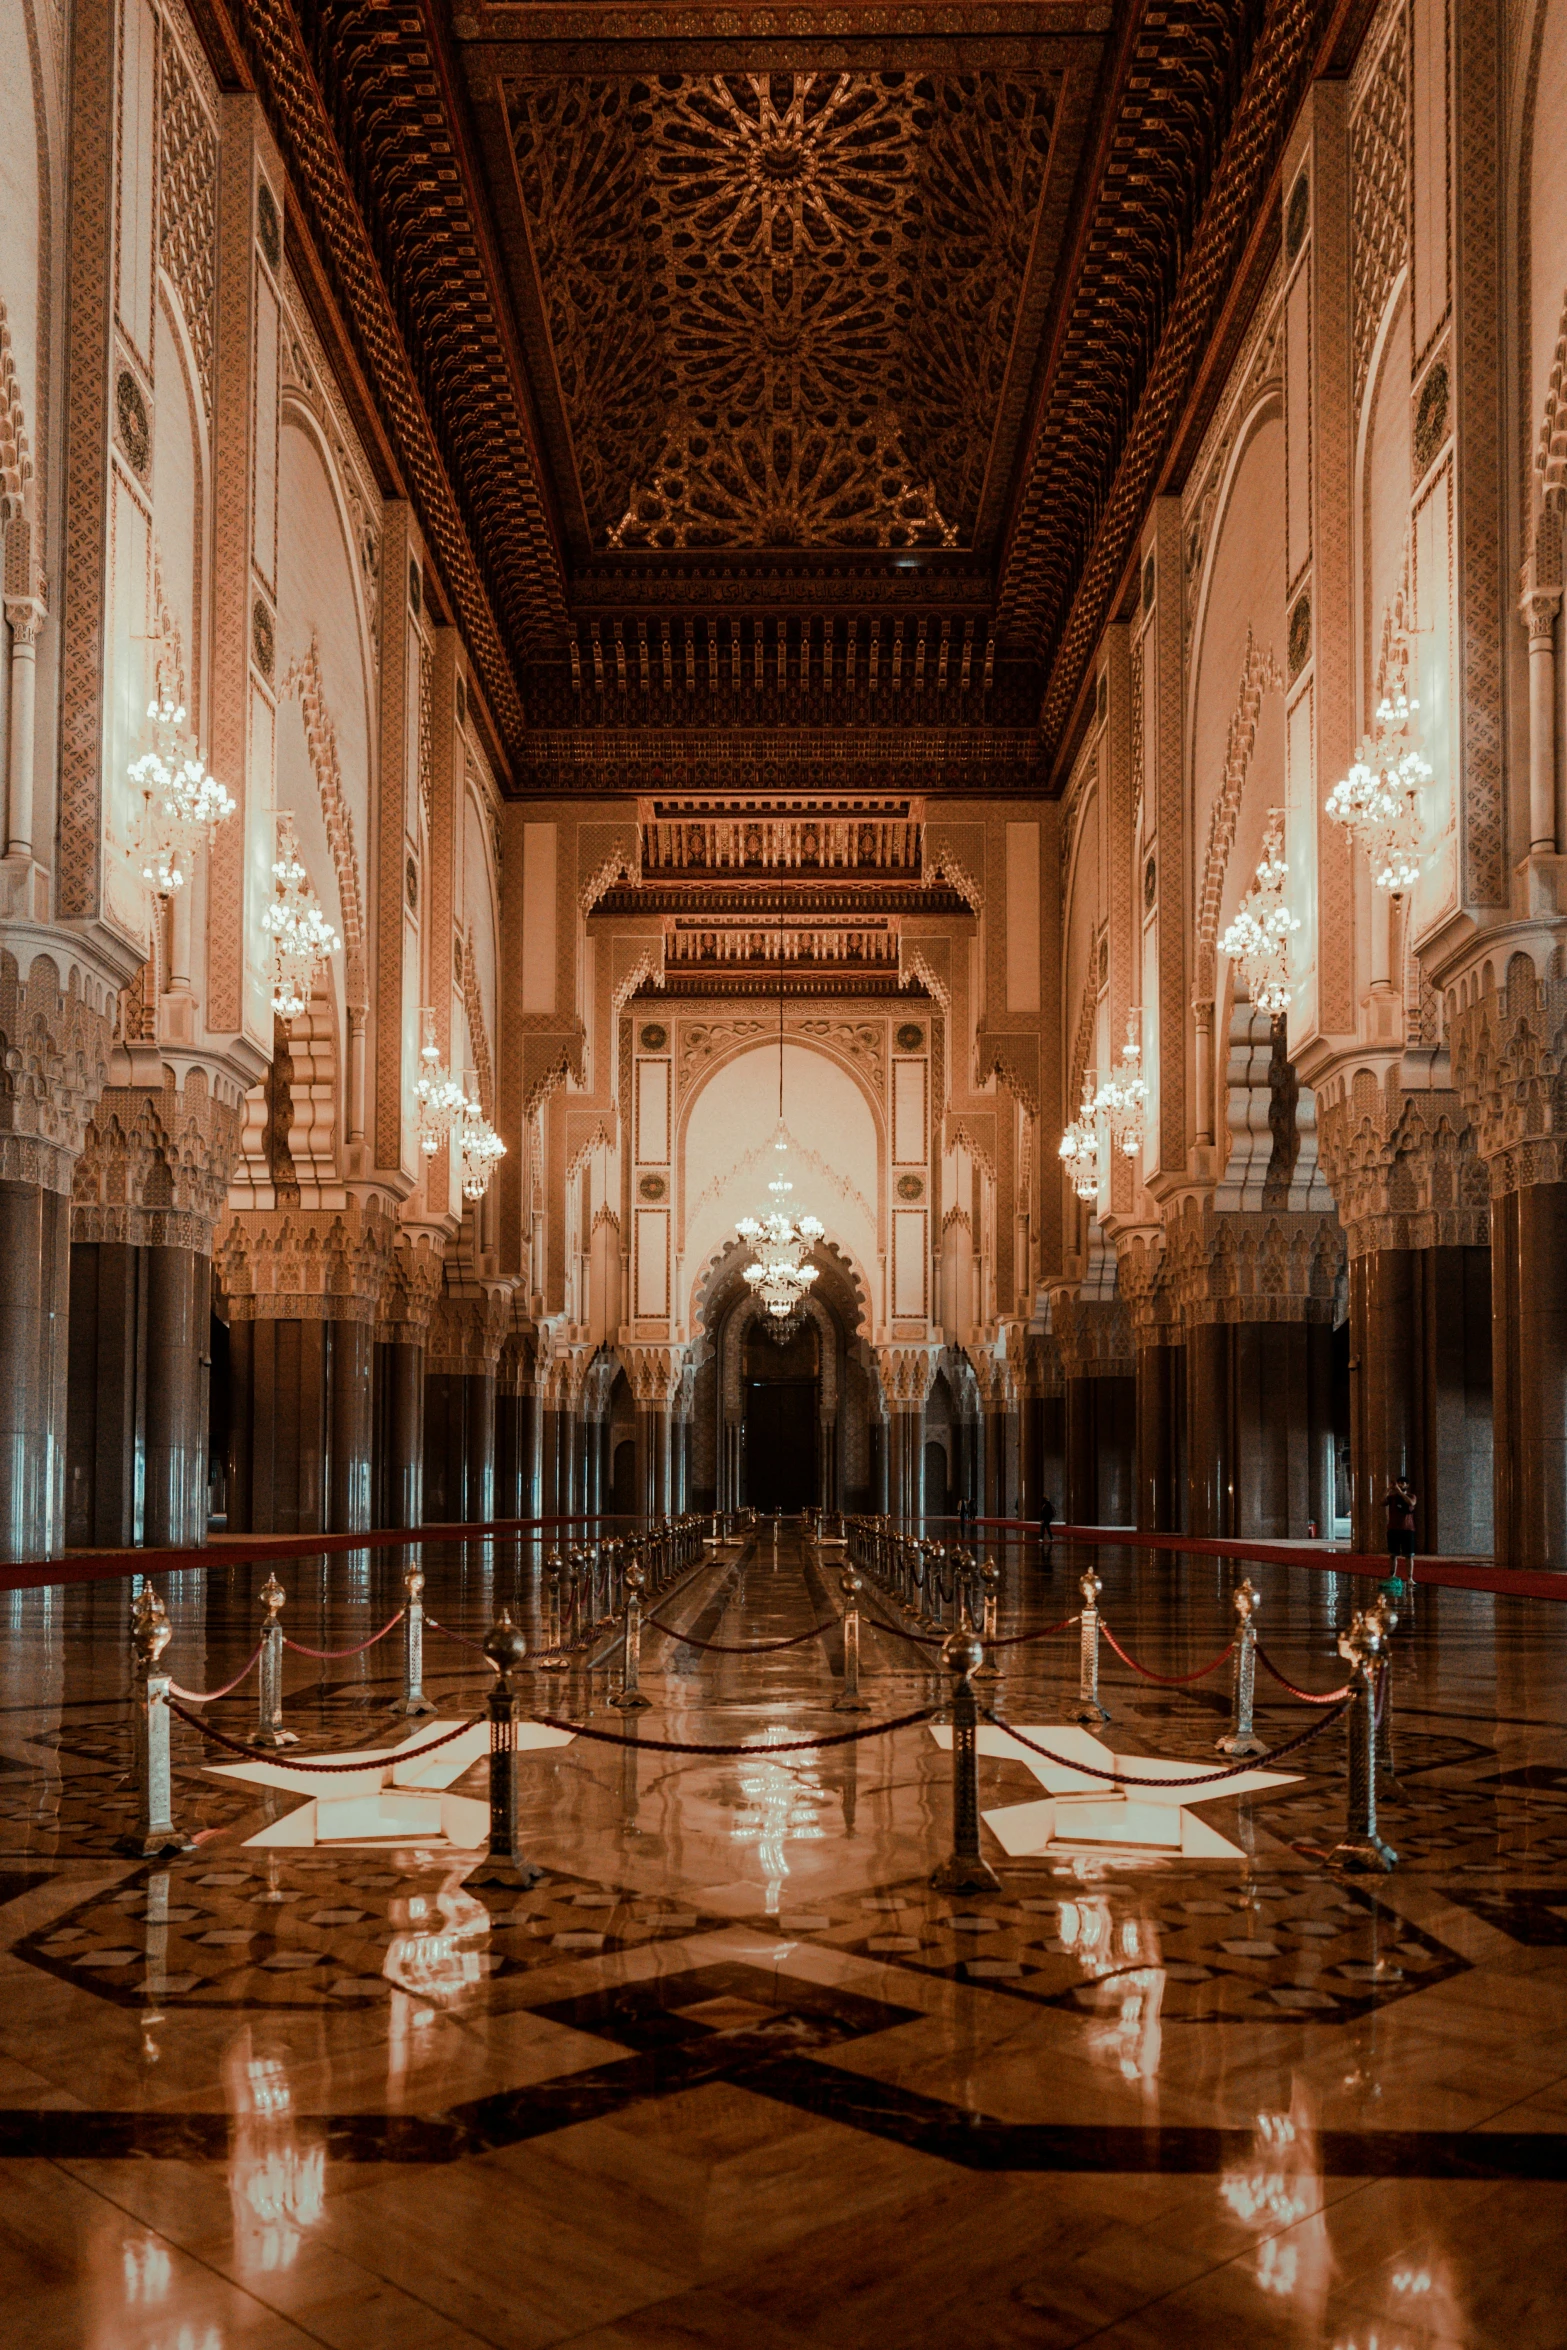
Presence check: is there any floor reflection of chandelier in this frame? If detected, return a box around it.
[737,918,825,1318]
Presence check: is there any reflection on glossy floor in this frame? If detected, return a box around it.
[2,1524,1566,2349]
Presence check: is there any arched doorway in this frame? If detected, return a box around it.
[743,1314,819,1511]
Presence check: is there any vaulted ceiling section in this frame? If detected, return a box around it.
[207,0,1365,786]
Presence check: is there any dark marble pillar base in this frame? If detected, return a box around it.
[1135,1342,1185,1533]
[0,1180,70,1560]
[424,1369,497,1526]
[1351,1245,1492,1555]
[374,1339,425,1530]
[1064,1375,1134,1525]
[1186,1319,1333,1540]
[1493,1184,1567,1568]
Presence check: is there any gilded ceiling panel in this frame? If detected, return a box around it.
[505,69,1060,552]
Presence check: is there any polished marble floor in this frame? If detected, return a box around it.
[1,1522,1565,2348]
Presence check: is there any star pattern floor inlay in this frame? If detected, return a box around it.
[2,1526,1566,2350]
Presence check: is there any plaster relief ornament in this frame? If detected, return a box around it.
[262,812,341,1022]
[1218,813,1299,1016]
[130,694,236,895]
[1326,681,1432,892]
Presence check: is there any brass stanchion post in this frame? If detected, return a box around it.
[120,1587,194,1857]
[472,1608,543,1889]
[930,1629,1001,1893]
[247,1573,298,1750]
[1370,1589,1401,1791]
[611,1563,653,1712]
[1072,1569,1110,1725]
[1329,1609,1398,1871]
[1216,1578,1266,1757]
[391,1560,435,1717]
[976,1560,1000,1678]
[834,1568,871,1713]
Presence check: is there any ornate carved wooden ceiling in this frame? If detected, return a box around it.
[209,0,1355,783]
[503,69,1062,555]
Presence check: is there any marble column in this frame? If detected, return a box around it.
[423,1285,508,1526]
[0,1180,72,1559]
[375,1338,425,1528]
[1052,1296,1135,1525]
[1492,1183,1567,1570]
[1183,1317,1334,1540]
[226,1316,331,1534]
[1348,1245,1492,1553]
[66,1074,241,1549]
[1135,1342,1184,1532]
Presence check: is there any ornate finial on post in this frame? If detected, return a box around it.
[834,1567,871,1713]
[120,1587,194,1857]
[1072,1568,1110,1725]
[247,1572,298,1750]
[976,1559,1001,1677]
[392,1557,435,1718]
[611,1563,653,1712]
[930,1628,1001,1893]
[1329,1609,1398,1872]
[473,1607,543,1889]
[1217,1578,1266,1758]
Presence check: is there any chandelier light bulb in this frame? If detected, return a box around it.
[737,1126,822,1316]
[1058,1073,1102,1204]
[1219,813,1300,1016]
[261,812,341,1022]
[130,694,236,896]
[458,1069,506,1200]
[413,1006,468,1159]
[1326,678,1431,893]
[1094,1015,1148,1159]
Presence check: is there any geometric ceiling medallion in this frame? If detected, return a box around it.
[508,69,1060,552]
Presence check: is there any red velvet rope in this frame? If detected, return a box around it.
[644,1616,836,1653]
[281,1610,404,1660]
[1099,1623,1236,1686]
[167,1704,483,1769]
[978,1699,1348,1785]
[1254,1643,1353,1703]
[525,1704,940,1755]
[167,1645,264,1703]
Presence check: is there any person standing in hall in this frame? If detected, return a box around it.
[1383,1477,1417,1589]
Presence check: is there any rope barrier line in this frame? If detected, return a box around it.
[526,1704,940,1756]
[1100,1623,1236,1686]
[425,1619,491,1655]
[644,1617,837,1654]
[281,1610,405,1661]
[167,1702,482,1770]
[1254,1644,1353,1704]
[987,1611,1081,1650]
[977,1702,1349,1787]
[167,1645,264,1703]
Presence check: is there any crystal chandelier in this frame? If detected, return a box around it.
[129,695,236,895]
[1325,682,1431,892]
[1219,814,1299,1016]
[737,923,825,1316]
[1096,1014,1148,1158]
[1058,1072,1101,1203]
[261,813,341,1021]
[738,1133,825,1319]
[414,1006,468,1159]
[458,1080,506,1201]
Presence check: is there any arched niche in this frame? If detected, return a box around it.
[679,1037,881,1329]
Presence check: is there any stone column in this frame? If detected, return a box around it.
[1050,1291,1135,1526]
[495,1330,537,1518]
[1115,1230,1185,1533]
[217,1203,396,1536]
[424,1282,510,1526]
[873,1346,937,1525]
[1167,1197,1341,1541]
[1317,1070,1493,1552]
[68,1074,243,1549]
[0,952,119,1559]
[1451,960,1567,1565]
